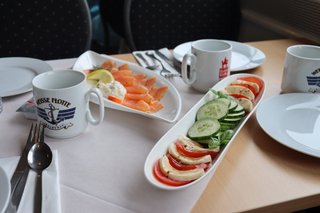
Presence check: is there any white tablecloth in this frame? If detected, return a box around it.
[0,58,212,213]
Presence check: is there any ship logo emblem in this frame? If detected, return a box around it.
[306,76,320,87]
[37,104,76,125]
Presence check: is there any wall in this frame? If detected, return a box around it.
[239,0,320,43]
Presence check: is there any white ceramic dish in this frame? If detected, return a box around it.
[73,51,182,123]
[256,93,320,158]
[173,40,266,72]
[144,73,266,190]
[0,57,52,97]
[0,166,10,213]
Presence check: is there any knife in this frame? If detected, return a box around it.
[135,53,150,66]
[155,50,175,68]
[5,124,34,212]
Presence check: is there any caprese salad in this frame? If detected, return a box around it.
[153,76,263,186]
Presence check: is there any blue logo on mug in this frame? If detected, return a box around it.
[306,76,320,87]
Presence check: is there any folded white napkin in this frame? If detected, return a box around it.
[133,48,180,76]
[0,150,61,213]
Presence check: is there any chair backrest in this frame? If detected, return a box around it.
[0,1,92,60]
[123,0,241,51]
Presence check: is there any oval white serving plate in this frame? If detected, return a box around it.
[73,51,182,123]
[144,73,266,190]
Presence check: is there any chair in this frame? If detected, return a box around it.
[0,1,92,60]
[99,0,125,53]
[100,0,241,52]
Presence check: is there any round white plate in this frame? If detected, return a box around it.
[73,51,182,123]
[257,93,320,158]
[0,57,52,97]
[0,166,10,213]
[173,40,266,72]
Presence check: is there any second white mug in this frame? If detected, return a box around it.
[281,44,320,93]
[181,39,232,92]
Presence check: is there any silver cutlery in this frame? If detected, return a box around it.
[154,50,176,69]
[135,53,159,70]
[27,124,52,213]
[145,52,181,78]
[5,124,35,213]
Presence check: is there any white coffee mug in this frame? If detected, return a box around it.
[32,70,105,138]
[181,39,232,92]
[281,44,320,93]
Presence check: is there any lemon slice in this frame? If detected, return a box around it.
[86,79,98,88]
[87,69,114,83]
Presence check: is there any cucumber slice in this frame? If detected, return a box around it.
[222,116,242,123]
[226,110,245,119]
[196,99,229,121]
[220,122,237,131]
[217,98,230,107]
[228,110,245,116]
[228,99,238,111]
[188,118,220,140]
[230,104,244,113]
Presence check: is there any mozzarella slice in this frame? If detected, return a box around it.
[159,155,205,181]
[168,143,212,165]
[231,79,260,94]
[225,85,255,100]
[238,98,253,112]
[178,135,219,152]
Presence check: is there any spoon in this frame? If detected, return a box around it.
[145,52,182,78]
[27,126,52,213]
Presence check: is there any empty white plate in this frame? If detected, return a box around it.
[173,40,266,72]
[257,93,320,157]
[73,51,182,123]
[0,57,52,97]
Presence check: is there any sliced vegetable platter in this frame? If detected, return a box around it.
[144,73,266,190]
[73,51,182,123]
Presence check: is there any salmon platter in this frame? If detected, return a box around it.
[73,51,182,123]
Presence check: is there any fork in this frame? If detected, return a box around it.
[145,52,181,78]
[135,53,159,70]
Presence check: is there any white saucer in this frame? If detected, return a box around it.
[173,40,266,72]
[256,93,320,158]
[0,57,52,97]
[0,166,10,213]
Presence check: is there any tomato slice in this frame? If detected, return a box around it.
[229,93,251,100]
[175,142,218,159]
[153,160,191,186]
[166,154,200,170]
[238,77,263,94]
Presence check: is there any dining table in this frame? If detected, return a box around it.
[1,38,320,213]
